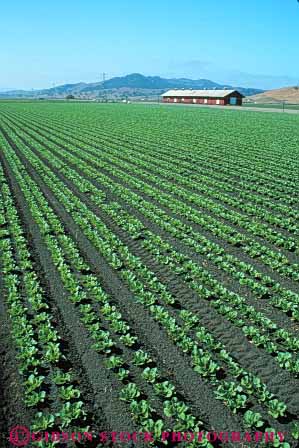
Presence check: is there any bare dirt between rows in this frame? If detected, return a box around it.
[6,111,298,252]
[12,107,298,205]
[2,126,299,438]
[5,111,298,286]
[0,111,298,446]
[0,132,253,448]
[0,274,33,447]
[0,154,144,448]
[7,117,298,338]
[3,120,299,412]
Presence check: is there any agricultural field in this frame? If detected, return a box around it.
[0,101,299,447]
[243,103,299,111]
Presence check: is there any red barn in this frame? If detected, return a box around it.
[161,89,244,106]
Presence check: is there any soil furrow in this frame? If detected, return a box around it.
[0,130,243,435]
[3,123,299,417]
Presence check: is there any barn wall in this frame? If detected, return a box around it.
[162,96,242,105]
[226,93,243,106]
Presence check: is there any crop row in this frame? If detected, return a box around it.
[3,117,298,322]
[9,105,299,193]
[0,134,219,447]
[4,109,299,242]
[1,127,298,447]
[12,105,299,203]
[5,108,298,230]
[0,165,88,447]
[3,112,298,285]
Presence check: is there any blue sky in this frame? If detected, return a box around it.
[1,0,298,90]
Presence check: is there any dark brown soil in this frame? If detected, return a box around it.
[0,103,298,448]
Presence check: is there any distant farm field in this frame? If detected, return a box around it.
[0,102,299,447]
[243,103,299,111]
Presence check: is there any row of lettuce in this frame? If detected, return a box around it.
[0,116,298,446]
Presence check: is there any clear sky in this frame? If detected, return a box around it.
[1,0,298,90]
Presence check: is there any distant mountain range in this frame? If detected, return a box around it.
[0,73,264,99]
[0,87,17,92]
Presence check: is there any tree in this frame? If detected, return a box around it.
[66,94,75,100]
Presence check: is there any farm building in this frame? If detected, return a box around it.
[162,89,244,106]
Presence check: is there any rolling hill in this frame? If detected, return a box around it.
[0,73,263,99]
[248,86,299,104]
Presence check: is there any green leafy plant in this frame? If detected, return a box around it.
[243,410,264,428]
[105,355,124,369]
[142,419,164,441]
[44,342,61,363]
[119,333,137,346]
[267,399,287,418]
[216,382,247,413]
[154,381,175,398]
[142,367,159,383]
[119,383,141,402]
[32,412,55,431]
[130,400,153,422]
[264,428,291,448]
[57,401,86,427]
[116,368,130,381]
[24,390,46,407]
[132,350,152,366]
[59,385,81,401]
[52,369,72,385]
[291,422,299,440]
[24,374,45,392]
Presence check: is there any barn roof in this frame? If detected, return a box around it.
[162,89,244,98]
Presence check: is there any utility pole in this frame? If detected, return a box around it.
[52,82,56,99]
[101,72,107,102]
